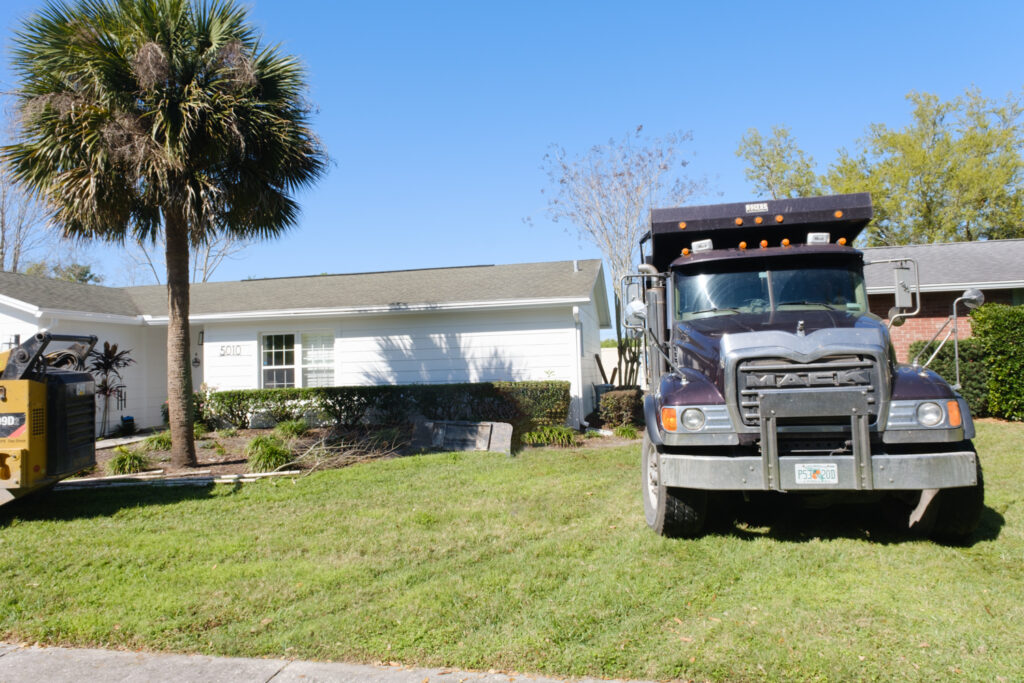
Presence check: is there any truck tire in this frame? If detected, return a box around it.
[642,431,707,537]
[929,451,984,544]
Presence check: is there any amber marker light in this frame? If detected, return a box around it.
[682,248,690,256]
[775,214,784,223]
[947,400,962,428]
[782,238,791,247]
[834,210,844,219]
[754,216,763,224]
[734,217,743,226]
[760,239,768,248]
[838,237,848,245]
[739,241,747,250]
[661,407,678,431]
[678,221,687,230]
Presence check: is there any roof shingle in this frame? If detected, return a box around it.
[0,259,606,319]
[863,239,1024,292]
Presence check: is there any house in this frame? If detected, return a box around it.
[0,260,611,432]
[863,239,1024,360]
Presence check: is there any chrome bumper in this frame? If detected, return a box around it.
[659,449,978,492]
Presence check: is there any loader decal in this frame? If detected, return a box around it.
[0,413,27,438]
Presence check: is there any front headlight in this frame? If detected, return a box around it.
[681,408,706,431]
[916,402,944,427]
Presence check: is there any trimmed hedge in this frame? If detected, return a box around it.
[971,304,1024,421]
[908,338,989,417]
[599,388,643,427]
[199,381,572,439]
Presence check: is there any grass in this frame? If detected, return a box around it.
[274,419,308,439]
[613,424,639,440]
[142,430,172,451]
[1,420,1021,680]
[107,446,149,475]
[244,435,292,472]
[521,424,582,447]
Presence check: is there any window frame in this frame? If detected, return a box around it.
[258,330,336,389]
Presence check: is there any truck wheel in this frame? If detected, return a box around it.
[642,431,707,537]
[929,452,984,544]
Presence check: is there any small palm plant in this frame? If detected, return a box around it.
[88,342,135,438]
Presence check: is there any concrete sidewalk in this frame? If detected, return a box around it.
[0,643,647,683]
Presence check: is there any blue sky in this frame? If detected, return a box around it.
[2,0,1024,286]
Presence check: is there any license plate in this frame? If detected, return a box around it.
[794,463,838,485]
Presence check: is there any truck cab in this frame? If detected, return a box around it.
[623,193,983,541]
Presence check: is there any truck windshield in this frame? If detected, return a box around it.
[674,263,868,320]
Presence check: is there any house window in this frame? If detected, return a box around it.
[261,332,335,388]
[301,333,335,387]
[262,334,295,388]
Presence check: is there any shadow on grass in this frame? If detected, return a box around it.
[0,481,239,526]
[706,494,1005,546]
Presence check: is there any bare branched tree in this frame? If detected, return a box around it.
[0,164,50,271]
[0,99,51,272]
[538,126,706,386]
[125,233,252,285]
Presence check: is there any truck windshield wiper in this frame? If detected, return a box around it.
[689,307,741,316]
[776,300,837,309]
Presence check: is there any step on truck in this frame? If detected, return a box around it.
[621,193,984,541]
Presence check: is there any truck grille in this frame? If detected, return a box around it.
[737,355,878,426]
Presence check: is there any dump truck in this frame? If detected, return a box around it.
[0,333,97,507]
[622,193,984,541]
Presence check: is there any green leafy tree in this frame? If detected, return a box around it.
[738,90,1024,246]
[735,125,820,199]
[4,0,326,467]
[24,260,103,283]
[827,89,1024,245]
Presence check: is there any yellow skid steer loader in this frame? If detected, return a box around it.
[0,333,97,507]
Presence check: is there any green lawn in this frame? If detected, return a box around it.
[2,421,1022,681]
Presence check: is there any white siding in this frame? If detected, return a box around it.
[0,308,41,349]
[0,311,168,433]
[200,323,340,391]
[335,308,574,387]
[199,307,589,426]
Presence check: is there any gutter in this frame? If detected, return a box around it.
[142,296,592,325]
[6,294,598,327]
[866,279,1024,295]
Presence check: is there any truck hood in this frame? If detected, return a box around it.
[673,311,890,387]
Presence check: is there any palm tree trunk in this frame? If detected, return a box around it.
[165,206,196,467]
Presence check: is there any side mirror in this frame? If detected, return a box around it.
[624,298,647,327]
[960,288,984,310]
[887,307,906,327]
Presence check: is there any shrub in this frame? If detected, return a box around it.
[193,422,208,440]
[971,304,1024,421]
[245,436,293,473]
[521,425,581,448]
[108,446,149,475]
[613,424,639,440]
[275,419,308,439]
[908,337,989,417]
[160,393,205,425]
[201,381,572,444]
[143,430,172,451]
[599,388,643,427]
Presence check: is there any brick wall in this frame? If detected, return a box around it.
[869,290,1015,362]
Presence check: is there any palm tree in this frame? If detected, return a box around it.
[3,0,326,466]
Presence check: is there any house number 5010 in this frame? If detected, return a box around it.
[219,345,243,357]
